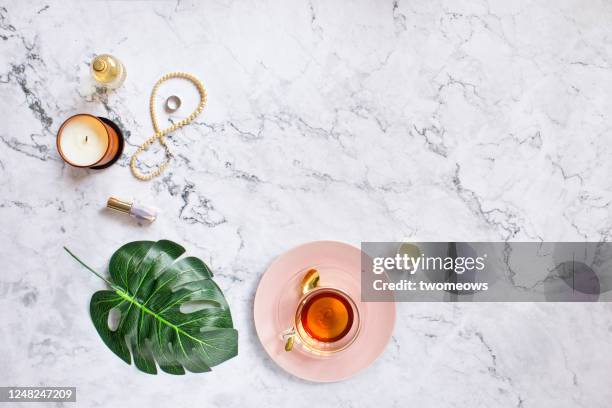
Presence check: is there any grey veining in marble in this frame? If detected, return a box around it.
[1,0,612,407]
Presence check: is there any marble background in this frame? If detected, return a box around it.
[1,0,612,407]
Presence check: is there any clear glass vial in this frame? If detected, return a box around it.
[91,54,127,89]
[107,197,158,223]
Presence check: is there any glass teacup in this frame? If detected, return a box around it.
[282,269,360,356]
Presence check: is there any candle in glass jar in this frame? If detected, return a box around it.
[57,114,120,168]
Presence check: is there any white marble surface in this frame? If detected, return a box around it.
[1,0,612,407]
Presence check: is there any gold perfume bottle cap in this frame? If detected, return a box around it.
[92,57,107,72]
[107,197,132,214]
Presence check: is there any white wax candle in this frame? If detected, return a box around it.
[58,115,109,166]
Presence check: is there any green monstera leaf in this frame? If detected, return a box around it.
[64,240,238,375]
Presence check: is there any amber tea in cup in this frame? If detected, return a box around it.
[292,287,360,355]
[300,290,354,342]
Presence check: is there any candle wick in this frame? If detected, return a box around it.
[85,135,88,143]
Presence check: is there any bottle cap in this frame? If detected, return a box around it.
[107,197,132,214]
[93,57,107,72]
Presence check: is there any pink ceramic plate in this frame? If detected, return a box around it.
[254,241,396,382]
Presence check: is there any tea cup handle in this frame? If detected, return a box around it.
[282,269,320,352]
[282,327,296,352]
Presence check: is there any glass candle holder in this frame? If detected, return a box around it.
[56,114,122,168]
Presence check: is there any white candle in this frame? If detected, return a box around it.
[57,114,118,167]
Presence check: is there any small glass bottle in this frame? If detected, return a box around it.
[90,54,127,89]
[107,197,158,223]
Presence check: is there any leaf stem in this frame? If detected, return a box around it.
[63,246,117,289]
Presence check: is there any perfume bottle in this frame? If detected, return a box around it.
[107,197,158,223]
[91,54,126,89]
